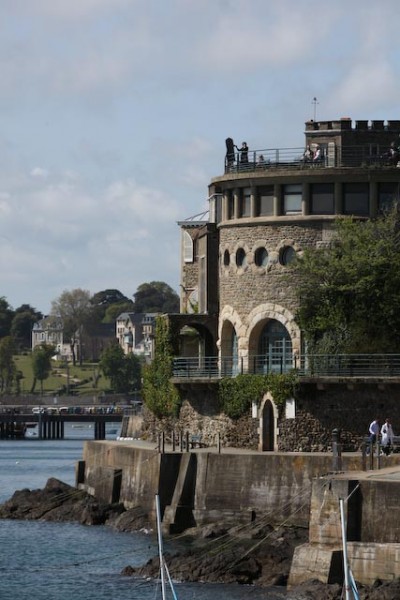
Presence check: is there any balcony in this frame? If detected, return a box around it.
[225,145,399,174]
[172,354,400,380]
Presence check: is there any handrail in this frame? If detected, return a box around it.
[172,354,400,379]
[224,144,398,173]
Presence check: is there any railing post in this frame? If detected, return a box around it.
[217,432,221,454]
[157,432,161,454]
[361,441,367,471]
[180,430,184,452]
[161,431,165,454]
[332,428,342,471]
[172,429,176,452]
[185,431,190,453]
[369,441,374,470]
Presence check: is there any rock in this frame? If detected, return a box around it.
[106,506,151,533]
[0,478,126,528]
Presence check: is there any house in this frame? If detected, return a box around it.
[116,312,158,361]
[31,316,72,361]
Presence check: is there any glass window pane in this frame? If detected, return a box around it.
[240,187,251,217]
[257,185,274,216]
[379,182,400,213]
[310,183,335,214]
[344,183,369,215]
[283,184,302,215]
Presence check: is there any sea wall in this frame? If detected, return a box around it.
[288,471,400,587]
[78,441,368,532]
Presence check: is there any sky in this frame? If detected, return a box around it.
[1,0,400,314]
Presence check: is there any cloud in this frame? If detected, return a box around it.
[30,167,49,179]
[0,169,182,310]
[7,0,133,21]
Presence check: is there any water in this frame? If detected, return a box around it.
[0,427,287,600]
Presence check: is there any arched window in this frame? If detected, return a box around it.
[254,247,269,267]
[257,320,292,373]
[279,246,296,266]
[236,247,247,267]
[183,230,194,263]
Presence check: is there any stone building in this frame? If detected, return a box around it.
[166,118,400,451]
[115,312,158,361]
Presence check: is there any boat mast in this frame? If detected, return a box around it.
[156,494,167,600]
[340,497,351,600]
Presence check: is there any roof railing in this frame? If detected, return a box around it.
[225,144,399,173]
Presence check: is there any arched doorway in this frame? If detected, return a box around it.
[260,398,276,451]
[258,320,292,373]
[220,320,239,376]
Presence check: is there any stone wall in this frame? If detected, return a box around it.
[289,472,400,587]
[219,221,324,315]
[138,380,400,453]
[80,440,365,532]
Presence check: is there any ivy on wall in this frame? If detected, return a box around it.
[142,317,180,418]
[219,372,298,419]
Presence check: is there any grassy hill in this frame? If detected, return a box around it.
[15,355,111,396]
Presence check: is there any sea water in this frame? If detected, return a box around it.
[0,427,287,600]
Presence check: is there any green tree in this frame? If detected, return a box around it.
[103,302,135,323]
[0,297,14,338]
[11,304,42,349]
[99,342,141,393]
[31,344,55,395]
[142,317,180,417]
[51,289,92,365]
[0,336,16,393]
[133,281,179,313]
[90,289,133,323]
[293,208,400,353]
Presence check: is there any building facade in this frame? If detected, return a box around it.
[116,312,157,361]
[177,117,400,374]
[165,118,400,451]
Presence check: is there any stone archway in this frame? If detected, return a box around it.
[259,394,278,451]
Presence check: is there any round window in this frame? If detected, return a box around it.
[236,248,247,267]
[223,249,230,266]
[254,247,269,267]
[280,246,296,265]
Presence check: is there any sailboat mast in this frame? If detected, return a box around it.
[340,497,351,600]
[156,494,167,600]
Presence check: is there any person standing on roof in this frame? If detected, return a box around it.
[381,418,394,456]
[235,141,249,164]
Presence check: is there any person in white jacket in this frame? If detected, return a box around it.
[381,418,394,456]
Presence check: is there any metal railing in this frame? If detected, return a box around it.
[225,144,399,173]
[172,354,400,379]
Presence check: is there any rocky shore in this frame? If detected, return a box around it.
[1,478,400,599]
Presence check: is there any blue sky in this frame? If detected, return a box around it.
[1,0,400,314]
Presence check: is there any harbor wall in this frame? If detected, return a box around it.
[78,441,371,531]
[288,472,400,587]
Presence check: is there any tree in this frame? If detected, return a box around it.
[0,297,14,339]
[133,281,179,313]
[103,301,135,323]
[11,304,42,349]
[99,342,141,393]
[0,336,16,393]
[31,344,55,395]
[142,317,180,417]
[292,208,400,353]
[90,289,133,323]
[51,289,92,365]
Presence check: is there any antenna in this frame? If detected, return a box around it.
[312,97,319,121]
